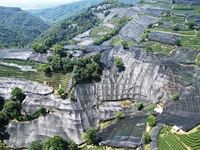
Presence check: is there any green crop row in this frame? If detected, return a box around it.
[0,65,71,89]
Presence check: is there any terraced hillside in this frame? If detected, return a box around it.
[0,0,200,149]
[158,125,200,149]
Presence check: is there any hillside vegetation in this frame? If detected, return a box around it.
[35,0,132,45]
[28,0,104,24]
[28,0,138,24]
[0,6,48,48]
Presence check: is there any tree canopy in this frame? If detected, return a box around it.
[43,136,69,150]
[27,140,43,150]
[10,87,26,102]
[53,44,64,56]
[82,127,97,144]
[147,115,156,127]
[32,43,46,53]
[114,57,124,69]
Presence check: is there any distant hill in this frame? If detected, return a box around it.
[27,0,138,24]
[27,0,104,24]
[0,6,49,48]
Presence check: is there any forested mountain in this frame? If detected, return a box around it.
[35,0,132,45]
[0,6,49,48]
[27,0,104,24]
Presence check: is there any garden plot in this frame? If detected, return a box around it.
[148,31,182,45]
[0,62,37,72]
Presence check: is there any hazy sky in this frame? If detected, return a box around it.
[0,0,81,10]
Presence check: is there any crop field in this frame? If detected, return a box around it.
[0,59,41,69]
[146,41,174,55]
[0,65,71,89]
[173,4,200,15]
[90,25,110,38]
[158,125,200,150]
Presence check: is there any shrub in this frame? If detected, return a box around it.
[50,54,63,71]
[147,115,156,127]
[58,88,65,98]
[53,44,64,56]
[172,24,180,31]
[44,38,53,48]
[2,100,21,120]
[39,64,51,73]
[172,93,180,100]
[115,111,125,120]
[185,19,196,29]
[143,132,151,144]
[82,127,96,144]
[0,99,4,111]
[32,43,46,53]
[27,140,43,150]
[136,102,143,110]
[114,57,124,69]
[140,33,148,42]
[37,107,47,116]
[10,87,26,102]
[43,136,69,150]
[175,39,181,46]
[121,100,132,108]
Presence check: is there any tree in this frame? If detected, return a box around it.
[114,57,124,69]
[86,62,100,79]
[32,43,46,53]
[44,38,53,48]
[0,98,4,111]
[0,112,8,126]
[2,100,21,120]
[136,102,143,111]
[50,55,63,71]
[172,93,180,100]
[68,141,78,150]
[115,111,125,120]
[82,127,96,144]
[27,140,43,150]
[43,136,69,150]
[53,44,64,56]
[92,53,101,63]
[62,58,74,71]
[143,132,151,144]
[10,87,26,102]
[73,55,102,83]
[147,115,156,127]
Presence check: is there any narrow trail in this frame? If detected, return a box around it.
[152,30,196,37]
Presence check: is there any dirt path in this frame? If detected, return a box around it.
[153,30,195,37]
